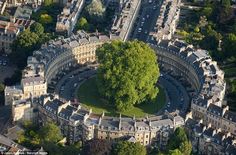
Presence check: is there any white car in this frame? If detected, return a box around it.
[74,83,78,88]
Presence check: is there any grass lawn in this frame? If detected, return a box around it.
[77,77,166,117]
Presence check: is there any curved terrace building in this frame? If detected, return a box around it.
[4,31,236,152]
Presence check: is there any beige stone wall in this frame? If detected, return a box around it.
[156,48,201,92]
[22,82,47,99]
[45,42,102,83]
[12,103,33,122]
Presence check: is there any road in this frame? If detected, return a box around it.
[159,74,190,115]
[0,105,11,134]
[55,67,96,101]
[131,0,162,42]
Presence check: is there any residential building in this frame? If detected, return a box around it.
[56,0,85,36]
[36,94,184,146]
[150,0,181,40]
[0,20,20,53]
[111,0,141,41]
[12,99,34,122]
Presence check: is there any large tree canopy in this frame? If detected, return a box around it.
[39,122,63,143]
[112,141,146,155]
[81,139,112,155]
[96,40,159,111]
[85,0,105,19]
[30,22,44,35]
[167,127,192,155]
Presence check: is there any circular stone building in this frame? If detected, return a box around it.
[5,31,236,152]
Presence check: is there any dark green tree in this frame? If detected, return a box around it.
[223,33,236,57]
[201,7,213,18]
[81,139,112,155]
[39,122,63,143]
[39,14,53,25]
[76,17,89,31]
[44,0,53,6]
[167,127,192,155]
[12,29,39,52]
[85,0,105,18]
[96,40,160,111]
[10,30,39,68]
[0,83,4,93]
[30,22,44,35]
[112,141,146,155]
[42,142,63,155]
[168,149,182,155]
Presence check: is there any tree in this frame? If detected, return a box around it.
[76,17,89,31]
[179,140,192,155]
[167,127,192,155]
[112,141,146,155]
[30,22,44,35]
[62,141,82,155]
[194,26,200,33]
[168,149,182,155]
[44,0,54,6]
[10,30,39,68]
[201,7,213,18]
[39,14,53,25]
[12,29,39,52]
[200,25,222,51]
[81,139,112,155]
[0,83,4,93]
[85,0,105,19]
[223,33,236,57]
[39,122,63,143]
[43,142,63,155]
[96,40,159,111]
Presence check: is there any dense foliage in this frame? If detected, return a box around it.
[76,17,90,31]
[96,40,159,111]
[85,0,105,20]
[167,127,192,155]
[81,139,112,155]
[75,0,115,33]
[9,22,51,69]
[17,121,81,155]
[31,4,62,33]
[178,0,236,111]
[112,141,146,155]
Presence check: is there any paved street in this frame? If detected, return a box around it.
[159,74,190,115]
[0,56,17,83]
[131,0,162,42]
[0,105,11,134]
[55,67,96,101]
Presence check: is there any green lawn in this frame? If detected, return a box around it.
[77,77,166,117]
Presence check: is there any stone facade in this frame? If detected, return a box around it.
[12,99,34,122]
[150,0,181,40]
[55,0,85,36]
[36,95,184,146]
[4,31,236,152]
